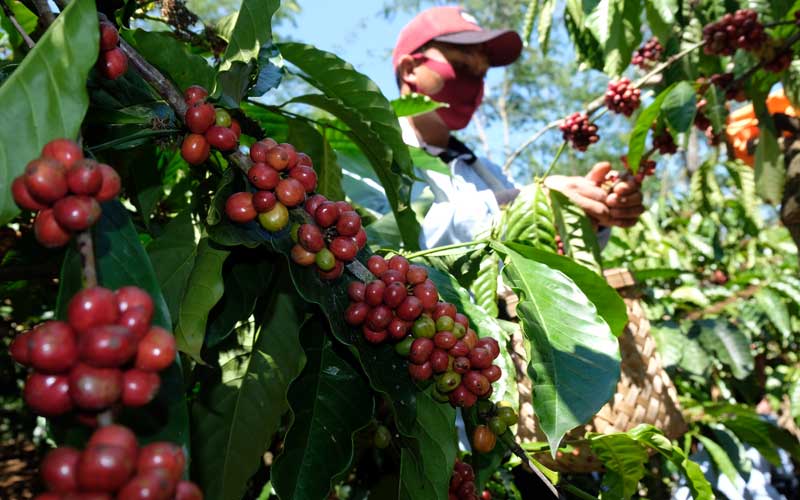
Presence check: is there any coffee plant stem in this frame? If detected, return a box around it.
[97,409,114,427]
[403,238,491,260]
[76,230,98,288]
[0,0,35,48]
[562,484,600,500]
[498,433,562,497]
[540,141,568,179]
[118,38,188,117]
[30,0,55,24]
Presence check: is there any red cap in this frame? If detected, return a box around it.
[392,6,523,71]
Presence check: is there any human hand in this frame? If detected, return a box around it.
[603,169,645,228]
[543,162,613,226]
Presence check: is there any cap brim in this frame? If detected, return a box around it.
[433,29,523,66]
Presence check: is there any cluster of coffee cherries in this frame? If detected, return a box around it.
[98,21,128,80]
[180,86,242,166]
[345,255,503,408]
[702,9,766,56]
[10,286,175,418]
[11,139,120,248]
[760,42,793,74]
[694,99,721,146]
[471,400,519,454]
[35,425,202,500]
[290,195,366,280]
[710,72,746,102]
[604,78,641,117]
[651,125,677,155]
[560,112,599,152]
[224,138,318,235]
[621,156,656,183]
[631,37,663,69]
[449,460,483,500]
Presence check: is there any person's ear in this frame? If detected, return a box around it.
[397,55,418,89]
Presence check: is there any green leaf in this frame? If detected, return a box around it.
[495,243,620,452]
[272,317,375,500]
[755,286,792,339]
[586,0,641,75]
[399,389,457,500]
[789,374,800,422]
[627,83,676,174]
[472,251,500,318]
[174,238,229,362]
[564,1,604,71]
[146,210,197,324]
[644,0,677,42]
[661,82,697,133]
[670,285,709,307]
[286,117,345,201]
[192,272,306,500]
[696,434,739,482]
[503,183,557,250]
[521,0,539,46]
[391,92,446,117]
[724,160,759,227]
[589,433,649,499]
[548,190,603,274]
[0,1,36,51]
[648,321,683,370]
[689,160,724,213]
[537,0,557,53]
[219,0,280,73]
[709,404,800,464]
[692,319,753,380]
[0,0,98,225]
[753,96,784,203]
[250,42,283,98]
[409,146,450,176]
[125,29,215,91]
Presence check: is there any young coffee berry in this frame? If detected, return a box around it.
[225,192,257,224]
[314,248,336,272]
[34,209,72,248]
[185,103,216,134]
[69,363,123,410]
[42,138,84,170]
[41,447,81,493]
[408,361,433,381]
[24,158,67,203]
[373,425,392,449]
[184,85,208,106]
[290,244,316,266]
[53,195,101,232]
[383,281,407,308]
[304,194,327,216]
[345,302,370,326]
[79,324,138,368]
[77,444,136,492]
[288,165,318,192]
[367,255,388,277]
[100,48,128,80]
[318,259,345,280]
[12,177,47,210]
[347,281,366,302]
[175,480,204,500]
[215,108,232,127]
[362,325,388,344]
[122,369,161,406]
[314,201,341,228]
[336,211,361,237]
[29,321,78,373]
[116,469,177,500]
[253,191,277,213]
[329,236,358,261]
[88,425,139,459]
[24,373,73,415]
[394,336,414,357]
[412,315,436,339]
[258,202,289,232]
[67,286,119,334]
[488,416,508,435]
[9,331,32,366]
[248,163,280,190]
[67,160,103,196]
[99,21,119,51]
[181,134,211,166]
[275,178,306,207]
[205,126,238,151]
[135,327,176,372]
[96,163,121,202]
[266,145,290,170]
[436,371,462,393]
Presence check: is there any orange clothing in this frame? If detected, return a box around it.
[726,90,796,166]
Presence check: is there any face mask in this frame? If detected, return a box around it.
[416,57,484,130]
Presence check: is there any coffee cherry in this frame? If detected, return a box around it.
[314,248,336,272]
[632,37,663,69]
[469,347,493,370]
[453,356,470,374]
[436,315,455,332]
[175,481,204,500]
[288,165,318,192]
[334,201,353,213]
[394,336,414,357]
[266,146,290,170]
[205,126,238,151]
[24,372,72,415]
[248,163,280,190]
[53,195,101,231]
[33,209,69,248]
[314,202,340,228]
[9,331,32,366]
[279,143,298,168]
[275,177,306,207]
[409,337,434,364]
[78,444,135,492]
[453,323,467,340]
[291,244,316,266]
[433,302,456,320]
[408,361,433,381]
[69,363,123,409]
[304,194,327,216]
[412,316,436,338]
[449,341,470,358]
[135,327,176,372]
[117,469,176,500]
[329,236,358,261]
[253,191,277,213]
[702,9,765,56]
[63,492,113,500]
[482,365,502,383]
[463,371,491,396]
[436,370,461,393]
[367,305,393,331]
[397,296,423,321]
[388,255,409,276]
[560,112,599,152]
[42,138,84,170]
[24,158,67,203]
[383,281,407,308]
[430,349,450,373]
[225,192,257,223]
[29,321,77,373]
[380,269,404,285]
[332,212,361,238]
[183,85,208,107]
[373,425,392,449]
[250,140,274,163]
[214,109,232,127]
[116,308,149,341]
[347,281,366,302]
[230,119,241,139]
[354,228,368,250]
[406,265,428,285]
[79,325,137,367]
[68,287,119,334]
[87,425,139,459]
[362,325,388,344]
[100,48,128,80]
[12,177,47,210]
[138,442,186,481]
[449,383,477,408]
[434,331,457,350]
[99,21,119,51]
[258,202,289,232]
[181,134,210,166]
[185,103,216,135]
[345,302,369,326]
[367,255,388,277]
[476,337,499,358]
[471,425,497,453]
[295,224,322,253]
[296,152,313,167]
[113,286,153,319]
[96,163,121,202]
[41,447,81,493]
[65,160,102,196]
[365,280,386,307]
[414,282,439,309]
[604,78,640,116]
[387,318,410,340]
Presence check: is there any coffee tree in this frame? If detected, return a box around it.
[1,0,799,499]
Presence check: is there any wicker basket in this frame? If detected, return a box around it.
[507,268,687,472]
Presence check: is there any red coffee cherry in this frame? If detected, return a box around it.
[117,307,150,340]
[135,327,176,372]
[364,280,386,307]
[181,134,210,166]
[205,126,238,151]
[397,296,423,321]
[463,371,491,397]
[471,425,496,453]
[388,255,409,276]
[362,325,388,344]
[53,195,101,232]
[24,158,67,204]
[96,164,121,202]
[185,103,216,134]
[248,163,280,190]
[336,211,361,237]
[408,361,433,381]
[454,313,469,329]
[449,341,470,358]
[560,112,599,152]
[67,286,119,334]
[278,143,298,168]
[230,119,241,139]
[334,201,353,213]
[34,209,72,248]
[347,281,366,302]
[265,145,290,170]
[453,356,470,374]
[99,21,119,51]
[434,331,457,350]
[66,160,103,196]
[367,255,388,277]
[41,446,81,493]
[476,338,500,358]
[288,165,318,192]
[449,383,477,408]
[117,469,177,500]
[387,318,410,340]
[632,37,663,69]
[290,244,316,266]
[406,265,428,285]
[12,176,47,210]
[604,78,641,117]
[100,48,128,80]
[414,283,439,311]
[183,85,208,107]
[314,202,340,227]
[79,325,137,368]
[469,347,493,370]
[430,349,450,373]
[409,337,434,364]
[87,425,139,459]
[225,192,257,223]
[116,286,153,319]
[253,191,277,213]
[122,369,161,407]
[24,373,72,416]
[345,302,370,326]
[380,269,405,286]
[174,480,204,500]
[298,224,325,252]
[318,259,344,280]
[77,444,136,492]
[304,194,327,216]
[482,365,502,382]
[9,331,32,366]
[250,139,275,163]
[383,281,407,308]
[137,442,186,482]
[367,305,393,331]
[296,152,313,167]
[29,321,78,373]
[329,236,358,261]
[69,363,123,410]
[354,228,367,249]
[433,302,457,320]
[275,178,305,207]
[42,138,84,170]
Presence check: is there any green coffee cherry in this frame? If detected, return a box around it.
[315,248,336,271]
[395,337,414,357]
[412,316,436,338]
[374,425,392,449]
[215,109,232,127]
[452,323,466,339]
[488,416,507,435]
[436,371,461,393]
[497,406,518,426]
[435,315,454,332]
